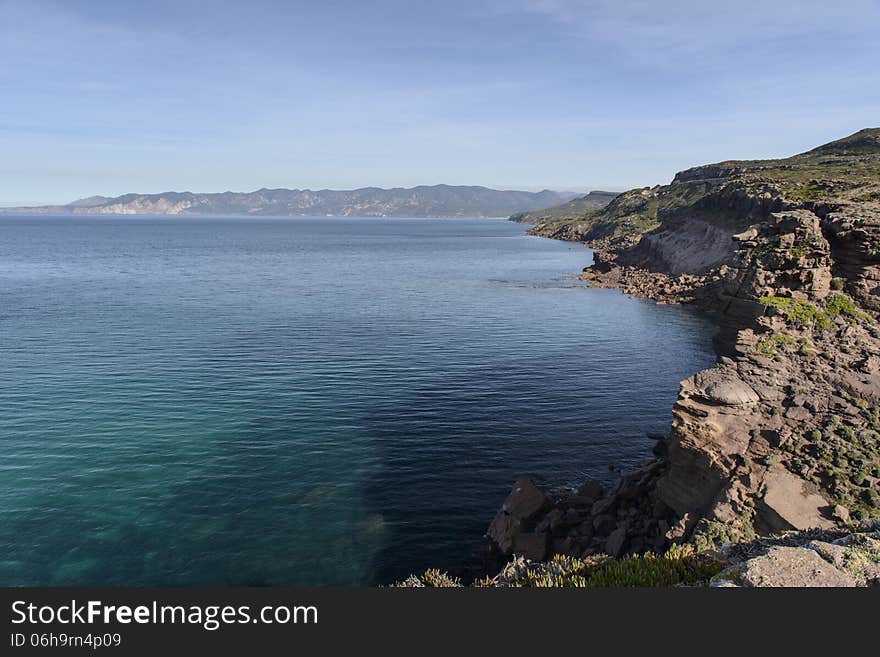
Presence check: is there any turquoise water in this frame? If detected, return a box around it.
[0,216,715,585]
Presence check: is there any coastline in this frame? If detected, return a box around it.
[478,227,727,567]
[428,206,880,587]
[457,133,880,586]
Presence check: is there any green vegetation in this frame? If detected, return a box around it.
[759,294,873,329]
[782,397,880,521]
[529,187,663,245]
[755,333,817,358]
[396,545,723,588]
[525,128,880,249]
[584,545,722,587]
[511,191,619,224]
[391,569,461,587]
[786,180,828,202]
[759,296,832,328]
[691,517,756,552]
[756,333,797,356]
[826,294,873,321]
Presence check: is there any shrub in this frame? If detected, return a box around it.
[826,294,872,322]
[759,294,873,329]
[759,296,831,328]
[584,544,722,587]
[756,333,797,356]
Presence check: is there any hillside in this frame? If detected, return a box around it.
[529,128,880,255]
[508,190,619,224]
[3,185,579,219]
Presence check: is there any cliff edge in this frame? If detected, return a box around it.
[479,130,880,579]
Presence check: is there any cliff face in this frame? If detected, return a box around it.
[4,186,578,219]
[662,208,879,547]
[489,129,880,560]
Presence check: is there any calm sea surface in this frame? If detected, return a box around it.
[0,216,715,585]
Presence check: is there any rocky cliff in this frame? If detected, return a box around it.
[484,129,880,572]
[4,185,578,218]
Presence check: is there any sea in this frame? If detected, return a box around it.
[0,215,715,585]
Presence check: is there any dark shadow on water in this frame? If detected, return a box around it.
[360,352,683,585]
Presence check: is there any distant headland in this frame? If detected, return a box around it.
[0,185,581,219]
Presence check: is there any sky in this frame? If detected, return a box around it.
[1,0,878,205]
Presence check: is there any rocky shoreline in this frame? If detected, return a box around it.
[399,522,880,587]
[475,130,880,586]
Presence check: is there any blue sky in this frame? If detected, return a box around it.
[1,0,878,205]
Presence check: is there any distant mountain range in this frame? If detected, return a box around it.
[3,185,580,218]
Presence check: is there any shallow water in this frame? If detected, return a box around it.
[0,215,715,585]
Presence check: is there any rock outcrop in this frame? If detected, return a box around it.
[656,206,879,547]
[488,130,880,571]
[710,527,880,587]
[487,478,551,560]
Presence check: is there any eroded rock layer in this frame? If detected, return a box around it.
[487,129,880,564]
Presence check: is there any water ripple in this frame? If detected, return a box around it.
[0,216,715,585]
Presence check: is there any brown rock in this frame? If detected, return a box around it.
[717,546,857,587]
[552,536,581,558]
[512,532,549,561]
[563,508,581,526]
[502,478,550,522]
[487,512,522,554]
[591,496,615,516]
[576,479,603,501]
[807,540,880,586]
[605,526,628,557]
[566,495,597,510]
[831,505,850,524]
[592,514,616,536]
[694,369,760,406]
[758,469,835,532]
[536,508,565,535]
[784,405,812,422]
[488,478,553,555]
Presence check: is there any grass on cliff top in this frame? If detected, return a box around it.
[751,157,880,203]
[531,188,663,243]
[394,544,723,588]
[525,129,880,251]
[759,294,873,329]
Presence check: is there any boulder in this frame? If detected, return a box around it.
[784,405,812,422]
[807,540,880,586]
[536,508,565,534]
[591,496,616,516]
[566,494,597,510]
[859,355,880,374]
[487,511,522,554]
[552,536,581,558]
[712,546,857,587]
[758,469,835,532]
[502,478,549,523]
[592,514,616,536]
[831,504,850,524]
[694,369,760,406]
[605,526,628,558]
[487,478,551,555]
[512,532,549,561]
